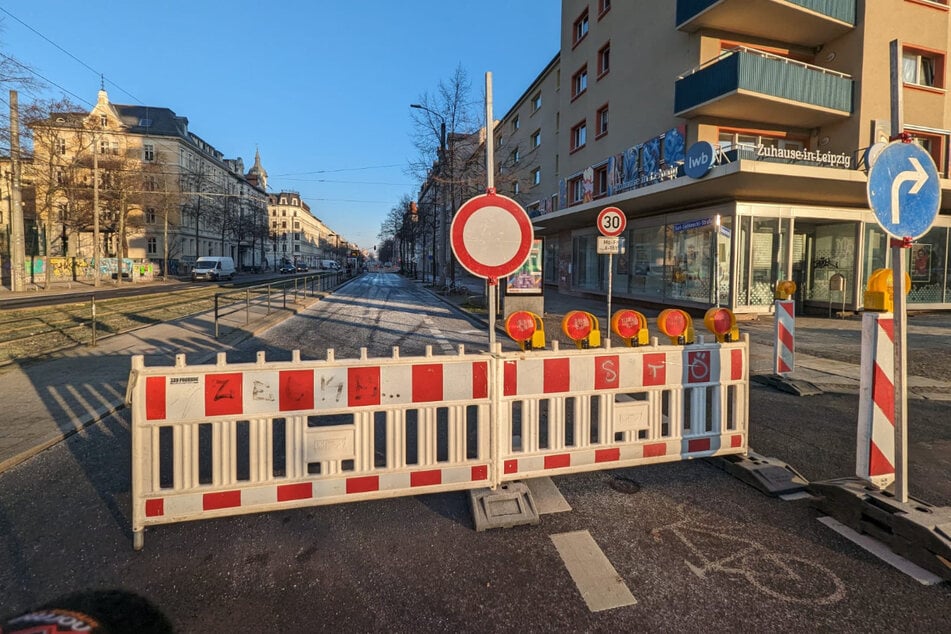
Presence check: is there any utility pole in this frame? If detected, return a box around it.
[93,125,101,287]
[8,90,26,292]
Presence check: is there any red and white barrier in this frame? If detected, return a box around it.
[774,299,795,375]
[128,338,749,549]
[857,313,896,489]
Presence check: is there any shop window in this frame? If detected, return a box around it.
[572,65,588,99]
[902,46,945,88]
[571,121,587,152]
[907,226,949,304]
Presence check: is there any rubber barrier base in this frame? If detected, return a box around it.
[712,451,809,496]
[810,477,951,581]
[751,374,823,396]
[470,482,540,532]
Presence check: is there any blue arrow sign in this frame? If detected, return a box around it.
[867,141,941,239]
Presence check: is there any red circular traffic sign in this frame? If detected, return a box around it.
[597,206,627,237]
[451,192,534,280]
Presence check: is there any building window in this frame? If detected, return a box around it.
[594,164,608,198]
[598,43,610,78]
[147,237,157,255]
[571,121,587,152]
[512,115,520,131]
[143,143,155,161]
[568,175,585,205]
[55,138,66,155]
[532,168,541,186]
[598,0,611,17]
[99,114,107,127]
[596,104,609,138]
[146,208,156,223]
[513,181,520,195]
[280,197,287,204]
[531,129,541,149]
[143,175,157,192]
[903,46,945,88]
[572,65,588,99]
[532,92,542,112]
[573,9,589,46]
[512,147,520,164]
[282,221,287,229]
[908,129,947,175]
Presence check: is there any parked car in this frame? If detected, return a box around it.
[296,263,309,272]
[191,256,236,281]
[279,263,296,274]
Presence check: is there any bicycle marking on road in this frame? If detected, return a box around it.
[651,508,847,605]
[550,530,637,612]
[818,516,944,585]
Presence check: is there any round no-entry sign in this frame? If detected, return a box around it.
[597,206,627,237]
[451,192,534,279]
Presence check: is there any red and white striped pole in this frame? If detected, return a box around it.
[856,312,896,489]
[774,299,795,375]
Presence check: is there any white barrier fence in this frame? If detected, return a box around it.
[127,338,749,549]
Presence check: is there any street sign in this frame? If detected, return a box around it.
[451,192,534,280]
[597,236,620,254]
[867,141,941,239]
[597,207,627,237]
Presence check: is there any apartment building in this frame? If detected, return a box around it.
[267,191,338,269]
[26,89,269,275]
[498,0,951,313]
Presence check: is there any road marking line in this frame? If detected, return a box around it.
[526,477,572,514]
[817,516,943,585]
[550,530,637,612]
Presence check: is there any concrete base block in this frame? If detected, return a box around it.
[713,451,809,496]
[470,481,539,532]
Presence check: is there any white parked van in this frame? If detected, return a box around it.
[320,259,340,270]
[191,256,236,281]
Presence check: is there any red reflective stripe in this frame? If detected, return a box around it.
[595,448,620,462]
[412,364,444,402]
[280,370,314,411]
[346,475,379,494]
[872,364,895,424]
[777,358,793,374]
[731,434,743,448]
[145,377,166,420]
[471,465,488,481]
[503,361,518,396]
[544,454,571,469]
[504,459,519,474]
[643,443,667,458]
[410,469,442,487]
[778,322,794,351]
[779,301,794,319]
[472,362,488,399]
[203,490,241,511]
[348,367,381,407]
[731,349,744,380]
[145,498,164,517]
[544,358,571,393]
[277,482,312,502]
[643,353,667,386]
[205,373,243,417]
[879,318,895,342]
[869,442,895,476]
[595,356,620,390]
[688,438,711,453]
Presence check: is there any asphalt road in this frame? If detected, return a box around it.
[1,273,948,631]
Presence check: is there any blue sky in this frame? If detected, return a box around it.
[1,1,562,249]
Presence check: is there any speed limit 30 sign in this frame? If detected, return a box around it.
[597,206,627,237]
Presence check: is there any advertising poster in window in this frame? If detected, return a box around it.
[911,244,931,283]
[506,239,543,295]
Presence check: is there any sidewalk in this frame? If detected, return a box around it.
[1,273,949,475]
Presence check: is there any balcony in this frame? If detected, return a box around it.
[676,0,855,47]
[674,47,853,128]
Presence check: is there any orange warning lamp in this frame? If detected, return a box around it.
[561,310,601,349]
[863,268,910,313]
[657,308,694,345]
[505,310,546,350]
[774,280,797,300]
[611,309,649,347]
[703,307,739,343]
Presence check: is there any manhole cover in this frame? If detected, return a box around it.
[609,476,641,494]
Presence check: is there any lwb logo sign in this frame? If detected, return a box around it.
[684,141,715,179]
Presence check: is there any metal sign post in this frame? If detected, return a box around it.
[597,207,627,333]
